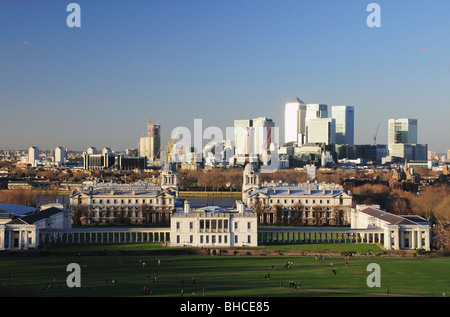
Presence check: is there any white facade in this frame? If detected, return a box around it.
[70,163,179,224]
[388,118,418,145]
[86,147,97,154]
[252,117,275,155]
[234,117,276,161]
[284,99,329,145]
[0,204,71,250]
[234,119,253,157]
[55,146,66,164]
[28,146,39,167]
[307,118,336,145]
[284,97,306,144]
[351,205,431,251]
[331,105,354,145]
[305,103,328,126]
[170,200,258,247]
[242,163,353,225]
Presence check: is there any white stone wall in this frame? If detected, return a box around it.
[170,206,257,247]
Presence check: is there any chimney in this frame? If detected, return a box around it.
[236,200,245,213]
[184,200,191,213]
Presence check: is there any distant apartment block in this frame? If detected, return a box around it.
[54,146,66,165]
[28,146,39,167]
[83,151,115,170]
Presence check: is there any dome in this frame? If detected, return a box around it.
[244,163,258,173]
[163,162,177,173]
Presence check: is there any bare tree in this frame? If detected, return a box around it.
[250,199,267,225]
[71,205,89,226]
[140,203,154,226]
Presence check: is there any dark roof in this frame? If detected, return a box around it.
[0,212,14,220]
[7,218,29,225]
[360,207,426,226]
[402,215,431,225]
[0,203,38,216]
[17,207,64,225]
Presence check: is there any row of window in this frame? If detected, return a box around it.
[249,198,345,205]
[175,234,252,245]
[176,220,253,231]
[90,198,173,205]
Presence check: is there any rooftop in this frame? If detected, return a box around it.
[359,207,430,226]
[248,182,347,197]
[0,203,38,216]
[71,181,166,197]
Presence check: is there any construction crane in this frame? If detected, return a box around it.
[373,122,380,145]
[166,127,180,163]
[143,118,164,137]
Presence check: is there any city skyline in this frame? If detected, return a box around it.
[1,0,449,153]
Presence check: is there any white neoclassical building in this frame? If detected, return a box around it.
[242,163,353,225]
[170,200,258,247]
[69,163,180,225]
[351,205,431,251]
[0,203,72,250]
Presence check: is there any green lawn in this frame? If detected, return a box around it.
[259,243,385,252]
[42,242,386,253]
[1,247,448,297]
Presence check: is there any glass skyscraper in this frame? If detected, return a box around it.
[331,105,354,145]
[388,118,418,145]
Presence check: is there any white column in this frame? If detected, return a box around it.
[393,229,399,250]
[416,230,420,249]
[424,230,430,251]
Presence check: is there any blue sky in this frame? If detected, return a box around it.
[1,0,449,153]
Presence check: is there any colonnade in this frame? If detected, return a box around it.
[30,227,431,251]
[40,228,170,245]
[258,228,384,245]
[0,226,38,250]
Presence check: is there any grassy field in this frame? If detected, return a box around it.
[0,243,448,298]
[40,242,385,253]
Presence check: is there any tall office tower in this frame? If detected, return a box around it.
[28,146,39,167]
[386,118,424,162]
[234,118,275,159]
[86,147,97,155]
[284,97,306,144]
[252,117,275,154]
[54,146,66,164]
[140,123,161,162]
[102,147,112,155]
[331,105,354,145]
[305,104,328,124]
[307,118,336,145]
[388,118,418,145]
[234,119,254,157]
[305,103,328,144]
